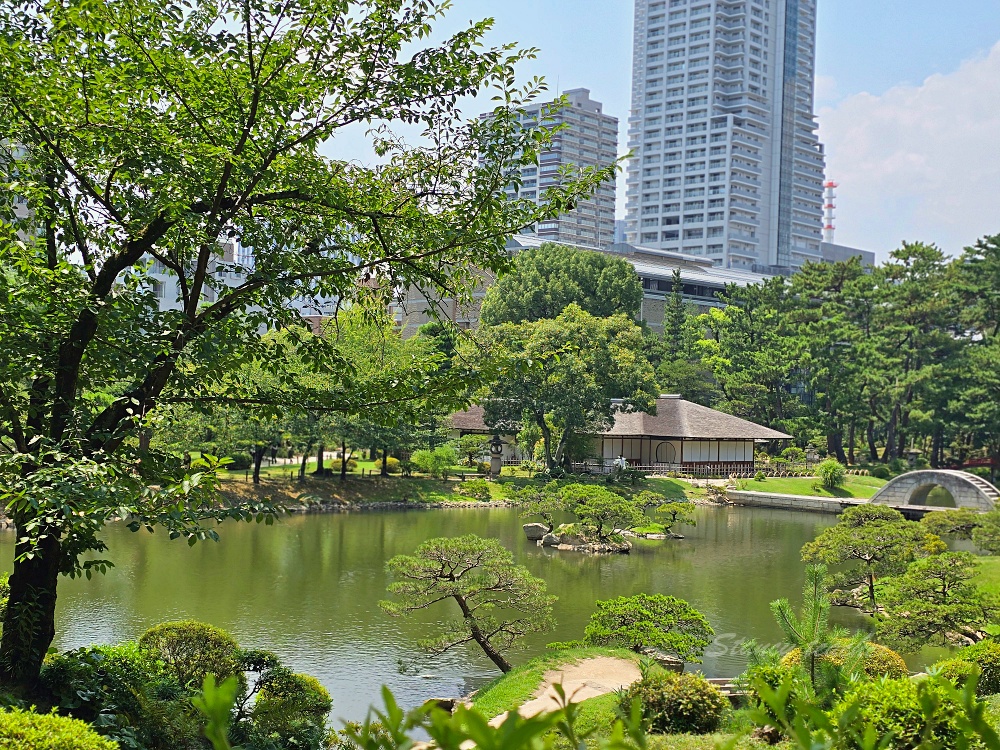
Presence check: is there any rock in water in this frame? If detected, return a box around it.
[523,523,549,541]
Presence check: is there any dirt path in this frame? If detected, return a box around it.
[488,657,641,726]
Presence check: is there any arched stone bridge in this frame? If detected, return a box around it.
[869,470,999,511]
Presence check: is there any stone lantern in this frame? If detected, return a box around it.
[489,434,504,477]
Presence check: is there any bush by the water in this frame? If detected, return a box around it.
[375,456,400,474]
[830,677,965,749]
[0,708,118,750]
[780,642,908,680]
[618,671,727,735]
[933,658,980,690]
[955,639,1000,695]
[461,478,491,501]
[40,621,331,750]
[816,458,847,489]
[138,620,241,689]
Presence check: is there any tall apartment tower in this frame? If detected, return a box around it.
[624,0,826,271]
[490,88,618,249]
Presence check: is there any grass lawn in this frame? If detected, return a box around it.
[470,647,639,719]
[736,474,887,499]
[975,556,1000,596]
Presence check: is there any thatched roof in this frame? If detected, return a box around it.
[448,396,790,441]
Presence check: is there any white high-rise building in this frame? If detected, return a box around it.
[624,0,826,271]
[486,88,619,249]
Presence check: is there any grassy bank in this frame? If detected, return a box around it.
[470,647,639,719]
[975,556,1000,596]
[736,474,887,499]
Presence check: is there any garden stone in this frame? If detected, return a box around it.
[523,523,549,541]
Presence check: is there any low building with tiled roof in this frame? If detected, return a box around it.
[448,395,790,472]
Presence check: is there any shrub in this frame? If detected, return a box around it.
[781,446,806,463]
[40,643,201,750]
[410,447,457,479]
[933,658,979,689]
[753,470,766,482]
[328,458,358,473]
[739,664,807,725]
[0,708,119,750]
[618,671,726,735]
[956,640,1000,695]
[461,478,491,501]
[382,456,401,474]
[226,453,253,470]
[831,677,964,749]
[816,458,846,489]
[249,671,332,750]
[870,464,891,479]
[888,457,907,474]
[780,641,908,680]
[138,620,241,690]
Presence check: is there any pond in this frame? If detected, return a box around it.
[0,505,869,723]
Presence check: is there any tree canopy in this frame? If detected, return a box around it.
[0,0,610,690]
[478,243,643,325]
[582,594,714,663]
[380,535,555,673]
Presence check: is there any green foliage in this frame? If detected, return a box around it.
[801,504,939,612]
[0,573,8,624]
[870,464,891,479]
[957,640,1000,696]
[410,447,458,479]
[515,484,566,532]
[193,675,239,750]
[380,457,401,475]
[248,672,332,750]
[479,243,643,325]
[476,305,658,470]
[138,621,241,690]
[40,642,202,750]
[829,677,966,749]
[921,507,983,540]
[816,459,846,489]
[781,447,806,463]
[877,552,1000,651]
[973,510,1000,555]
[561,484,646,540]
[461,479,492,502]
[329,458,360,473]
[0,708,118,750]
[618,671,727,735]
[652,500,697,533]
[381,535,555,673]
[780,641,908,680]
[582,593,714,662]
[455,435,492,467]
[225,454,254,471]
[933,659,981,691]
[753,471,766,482]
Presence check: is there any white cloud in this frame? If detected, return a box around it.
[818,42,1000,259]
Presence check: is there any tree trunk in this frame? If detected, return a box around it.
[340,440,348,482]
[882,404,900,462]
[553,429,570,468]
[536,413,554,471]
[313,443,325,475]
[298,449,309,481]
[827,429,847,465]
[453,594,511,673]
[0,528,61,692]
[866,417,879,463]
[847,421,856,466]
[381,448,388,477]
[252,447,265,484]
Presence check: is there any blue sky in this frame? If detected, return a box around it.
[330,1,1000,258]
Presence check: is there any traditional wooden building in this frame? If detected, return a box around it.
[448,395,790,472]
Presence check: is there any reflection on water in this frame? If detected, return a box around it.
[0,505,871,721]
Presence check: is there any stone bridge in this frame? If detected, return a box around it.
[869,470,1000,511]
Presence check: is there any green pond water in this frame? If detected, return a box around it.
[0,506,875,722]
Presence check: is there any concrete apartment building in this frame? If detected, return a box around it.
[490,88,619,249]
[624,0,826,272]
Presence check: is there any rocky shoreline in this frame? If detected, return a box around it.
[287,499,518,513]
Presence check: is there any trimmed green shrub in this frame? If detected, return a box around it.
[781,446,806,463]
[780,642,908,679]
[379,456,401,474]
[138,620,241,690]
[816,458,847,489]
[956,640,1000,695]
[619,671,726,735]
[329,458,358,473]
[226,453,253,470]
[247,671,332,750]
[739,664,807,725]
[40,643,201,750]
[933,658,979,689]
[0,708,119,750]
[461,478,491,501]
[870,464,891,479]
[831,677,964,749]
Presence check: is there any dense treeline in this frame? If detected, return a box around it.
[663,238,1000,471]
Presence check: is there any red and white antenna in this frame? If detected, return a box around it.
[823,180,837,243]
